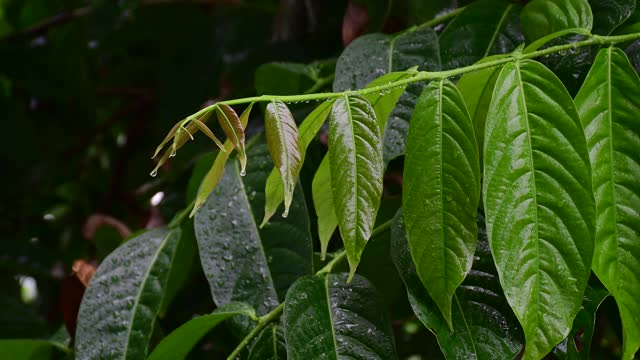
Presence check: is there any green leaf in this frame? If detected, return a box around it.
[403,80,481,330]
[263,101,302,222]
[312,156,337,259]
[262,101,332,226]
[255,63,317,95]
[333,27,441,164]
[553,284,610,360]
[483,59,595,359]
[282,273,398,360]
[216,103,247,175]
[0,339,68,360]
[248,323,287,360]
[439,0,524,70]
[194,135,313,314]
[456,63,501,162]
[329,95,383,280]
[521,0,593,42]
[75,229,184,359]
[522,28,592,53]
[408,0,456,24]
[574,47,640,360]
[391,210,523,359]
[191,104,253,217]
[363,70,416,131]
[148,303,256,360]
[589,0,635,35]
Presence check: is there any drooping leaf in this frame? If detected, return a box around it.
[216,103,247,175]
[589,0,635,35]
[148,303,256,360]
[574,47,640,360]
[403,80,480,329]
[191,103,253,217]
[194,135,313,316]
[248,323,287,360]
[333,26,441,164]
[75,229,184,359]
[553,284,610,360]
[0,339,68,359]
[391,210,523,359]
[264,100,302,218]
[312,156,337,259]
[483,59,595,359]
[282,273,398,360]
[456,63,501,161]
[439,0,524,70]
[521,0,593,42]
[262,101,332,226]
[329,95,383,280]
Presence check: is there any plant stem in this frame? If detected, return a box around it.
[225,218,392,359]
[422,7,466,28]
[185,32,640,116]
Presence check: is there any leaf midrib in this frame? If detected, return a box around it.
[270,101,293,184]
[483,4,514,58]
[324,276,340,359]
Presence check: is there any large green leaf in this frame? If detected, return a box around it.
[248,323,287,360]
[483,59,595,359]
[312,156,337,259]
[391,210,523,359]
[194,135,313,315]
[439,0,524,70]
[262,101,332,226]
[333,27,441,164]
[456,64,501,161]
[403,80,480,329]
[589,0,635,35]
[553,284,610,360]
[329,95,383,279]
[148,303,256,360]
[282,273,398,360]
[265,100,302,218]
[0,339,68,360]
[521,0,593,42]
[75,229,183,359]
[574,47,640,360]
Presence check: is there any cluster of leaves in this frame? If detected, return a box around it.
[3,0,640,359]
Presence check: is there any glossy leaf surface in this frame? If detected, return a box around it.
[589,0,635,35]
[265,100,302,218]
[439,0,524,70]
[216,103,247,174]
[263,101,332,226]
[333,27,440,164]
[194,136,313,316]
[521,0,593,42]
[484,59,595,359]
[312,157,337,259]
[282,273,397,360]
[574,47,640,359]
[391,211,523,359]
[75,229,182,359]
[329,95,383,279]
[148,303,256,360]
[403,80,480,329]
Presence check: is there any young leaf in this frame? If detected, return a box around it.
[264,100,302,219]
[147,303,256,360]
[75,229,183,359]
[334,26,441,164]
[391,211,523,359]
[191,103,253,217]
[439,0,524,70]
[521,0,593,42]
[403,80,481,330]
[312,157,337,259]
[248,324,287,360]
[282,273,398,360]
[262,101,333,226]
[216,103,247,175]
[194,135,313,317]
[574,47,640,360]
[484,60,595,360]
[329,95,383,280]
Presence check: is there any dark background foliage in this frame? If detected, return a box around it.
[0,0,630,358]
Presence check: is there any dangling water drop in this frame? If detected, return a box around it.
[150,170,158,177]
[170,150,176,157]
[282,208,289,218]
[240,169,246,176]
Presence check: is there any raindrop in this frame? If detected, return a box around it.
[170,150,177,157]
[240,169,247,176]
[150,170,158,177]
[231,220,238,226]
[223,255,233,261]
[281,208,289,218]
